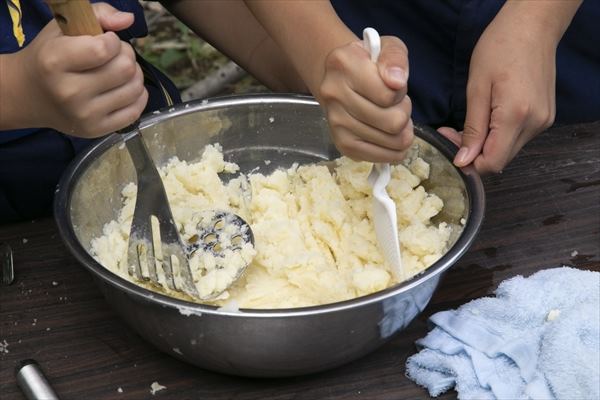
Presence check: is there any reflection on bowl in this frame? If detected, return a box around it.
[55,94,484,377]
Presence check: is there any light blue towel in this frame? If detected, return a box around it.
[405,267,600,399]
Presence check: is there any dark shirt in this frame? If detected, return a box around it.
[332,0,600,128]
[0,0,180,222]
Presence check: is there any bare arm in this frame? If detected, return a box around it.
[159,0,307,93]
[439,0,584,174]
[243,0,414,162]
[243,0,357,96]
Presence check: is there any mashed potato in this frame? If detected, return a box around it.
[91,144,454,309]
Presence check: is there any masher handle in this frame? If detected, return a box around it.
[45,0,102,36]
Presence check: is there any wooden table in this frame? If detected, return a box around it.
[1,122,599,400]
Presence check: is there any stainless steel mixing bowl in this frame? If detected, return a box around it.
[54,94,484,377]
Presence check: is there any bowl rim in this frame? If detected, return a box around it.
[54,93,485,318]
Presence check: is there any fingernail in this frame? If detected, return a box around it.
[386,67,407,85]
[455,147,469,165]
[114,11,133,19]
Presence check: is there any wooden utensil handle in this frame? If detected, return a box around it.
[45,0,103,36]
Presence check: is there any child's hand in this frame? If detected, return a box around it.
[11,3,147,138]
[438,1,580,174]
[317,36,413,163]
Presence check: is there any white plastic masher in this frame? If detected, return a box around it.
[363,28,404,280]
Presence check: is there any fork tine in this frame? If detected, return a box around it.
[135,241,160,284]
[163,257,177,291]
[157,213,200,297]
[128,191,152,281]
[151,217,176,291]
[145,248,159,283]
[144,219,158,283]
[127,239,144,281]
[173,252,200,298]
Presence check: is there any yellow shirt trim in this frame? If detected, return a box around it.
[6,0,25,47]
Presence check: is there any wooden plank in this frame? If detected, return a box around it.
[1,122,598,400]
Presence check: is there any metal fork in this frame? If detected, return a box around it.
[122,127,200,299]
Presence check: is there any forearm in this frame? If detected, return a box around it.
[498,0,583,44]
[244,0,357,95]
[160,0,306,93]
[0,53,36,130]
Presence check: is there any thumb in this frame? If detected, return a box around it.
[92,3,134,32]
[454,81,491,167]
[377,36,409,95]
[437,126,462,148]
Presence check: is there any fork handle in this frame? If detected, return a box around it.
[116,119,141,135]
[45,0,103,36]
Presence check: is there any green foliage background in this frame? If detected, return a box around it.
[134,3,265,95]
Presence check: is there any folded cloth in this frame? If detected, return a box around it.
[406,267,600,399]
